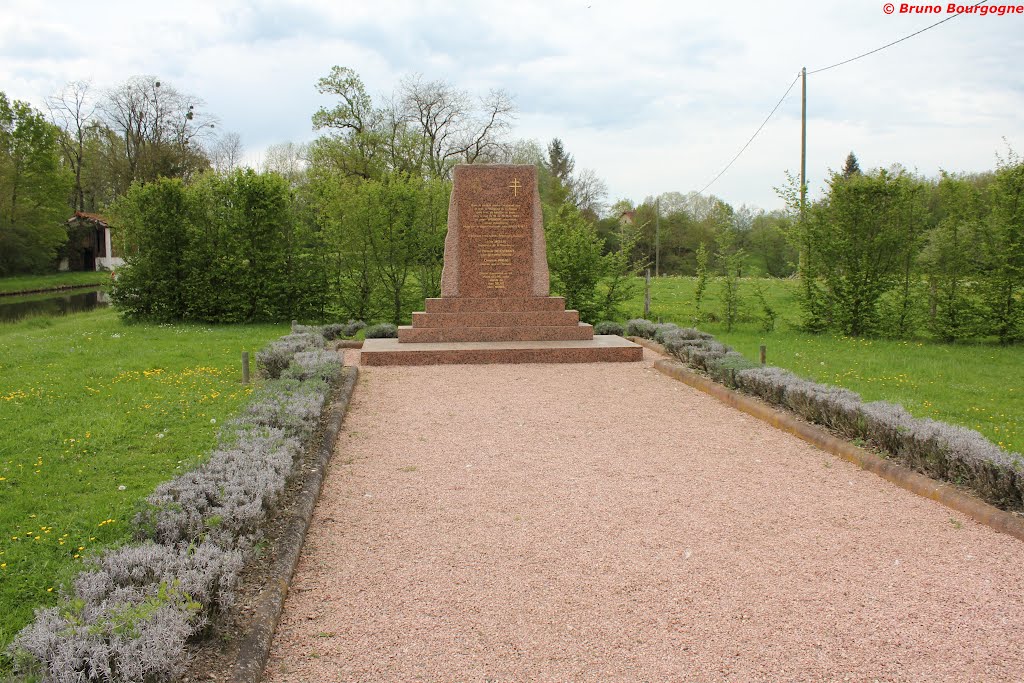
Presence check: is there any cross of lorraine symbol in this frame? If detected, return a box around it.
[509,177,521,197]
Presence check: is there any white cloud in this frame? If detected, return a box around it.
[3,0,1022,210]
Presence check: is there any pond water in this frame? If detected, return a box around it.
[0,289,110,323]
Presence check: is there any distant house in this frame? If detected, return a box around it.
[619,210,636,225]
[61,212,125,271]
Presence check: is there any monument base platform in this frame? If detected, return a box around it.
[359,336,643,366]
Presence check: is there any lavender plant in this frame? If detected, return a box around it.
[642,321,1023,510]
[625,318,657,338]
[340,319,366,338]
[256,332,324,379]
[9,327,342,681]
[363,322,398,338]
[652,323,679,345]
[593,321,624,336]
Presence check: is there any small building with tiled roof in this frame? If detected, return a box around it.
[61,212,124,271]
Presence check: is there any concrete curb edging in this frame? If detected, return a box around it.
[631,337,1024,543]
[230,365,360,683]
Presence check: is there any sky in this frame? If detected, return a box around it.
[2,0,1023,212]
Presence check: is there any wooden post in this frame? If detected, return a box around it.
[800,66,807,220]
[644,268,651,319]
[291,319,298,331]
[241,351,250,385]
[759,344,767,366]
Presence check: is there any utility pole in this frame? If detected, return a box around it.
[655,195,661,278]
[800,67,807,218]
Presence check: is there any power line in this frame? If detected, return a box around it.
[809,0,989,74]
[698,0,988,194]
[699,73,800,195]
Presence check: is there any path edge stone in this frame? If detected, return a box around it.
[631,337,1024,543]
[230,364,360,683]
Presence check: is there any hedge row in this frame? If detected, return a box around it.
[8,331,341,682]
[627,319,1024,511]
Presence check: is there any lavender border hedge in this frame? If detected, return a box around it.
[629,319,1024,511]
[8,329,342,682]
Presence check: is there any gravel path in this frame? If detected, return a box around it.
[264,349,1024,682]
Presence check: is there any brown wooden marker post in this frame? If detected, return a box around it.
[242,351,250,385]
[760,344,766,366]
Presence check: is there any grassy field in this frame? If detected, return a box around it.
[0,309,287,654]
[624,276,1023,454]
[0,272,111,295]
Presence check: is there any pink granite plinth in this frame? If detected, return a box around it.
[412,310,579,328]
[398,322,594,343]
[360,336,643,366]
[423,297,568,313]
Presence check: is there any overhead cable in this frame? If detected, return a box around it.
[698,73,800,195]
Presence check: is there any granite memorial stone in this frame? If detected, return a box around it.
[360,164,642,365]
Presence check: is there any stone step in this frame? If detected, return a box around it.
[411,310,580,329]
[423,297,567,313]
[360,336,643,366]
[398,323,594,343]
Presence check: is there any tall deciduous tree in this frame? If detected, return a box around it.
[982,152,1024,342]
[545,202,642,322]
[46,80,95,211]
[0,93,73,275]
[716,229,745,332]
[312,66,515,181]
[801,168,923,336]
[920,172,987,341]
[210,132,244,175]
[399,73,514,177]
[102,75,216,185]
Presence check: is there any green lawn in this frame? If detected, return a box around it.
[625,276,1023,454]
[0,272,111,295]
[0,309,287,654]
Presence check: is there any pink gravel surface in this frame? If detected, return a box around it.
[264,349,1024,682]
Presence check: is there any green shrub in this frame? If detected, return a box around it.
[110,171,326,323]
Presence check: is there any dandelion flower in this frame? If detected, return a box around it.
[156,433,164,439]
[117,485,126,491]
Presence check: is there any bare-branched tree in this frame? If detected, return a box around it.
[102,75,218,184]
[210,132,244,174]
[313,66,515,180]
[46,80,96,211]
